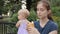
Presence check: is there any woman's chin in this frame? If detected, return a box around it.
[38,17,44,19]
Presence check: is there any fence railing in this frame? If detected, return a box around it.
[0,21,17,34]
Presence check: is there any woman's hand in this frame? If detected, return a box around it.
[27,27,40,34]
[27,22,40,34]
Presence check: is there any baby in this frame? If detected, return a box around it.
[16,9,30,34]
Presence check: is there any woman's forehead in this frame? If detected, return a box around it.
[37,3,46,9]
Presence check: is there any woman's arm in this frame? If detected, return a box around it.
[49,30,58,34]
[27,27,40,34]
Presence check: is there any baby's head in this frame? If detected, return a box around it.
[18,9,30,20]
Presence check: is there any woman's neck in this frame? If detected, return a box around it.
[39,17,49,27]
[40,17,49,23]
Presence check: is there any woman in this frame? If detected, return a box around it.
[27,0,58,34]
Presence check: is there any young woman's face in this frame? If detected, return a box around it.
[37,3,48,19]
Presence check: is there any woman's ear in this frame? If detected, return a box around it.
[48,10,51,15]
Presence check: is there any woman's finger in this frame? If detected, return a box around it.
[27,27,32,31]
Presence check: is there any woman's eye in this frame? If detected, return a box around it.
[37,8,45,12]
[40,8,45,11]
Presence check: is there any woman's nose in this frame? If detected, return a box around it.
[38,11,41,14]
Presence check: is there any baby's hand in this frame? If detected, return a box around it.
[16,21,21,28]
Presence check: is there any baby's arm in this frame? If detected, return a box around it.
[16,21,21,28]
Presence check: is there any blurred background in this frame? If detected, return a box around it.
[0,0,60,34]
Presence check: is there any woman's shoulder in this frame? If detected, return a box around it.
[33,21,39,27]
[49,20,58,28]
[34,21,39,25]
[34,21,39,23]
[48,20,58,32]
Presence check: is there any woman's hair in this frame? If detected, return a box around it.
[18,9,30,18]
[37,0,53,21]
